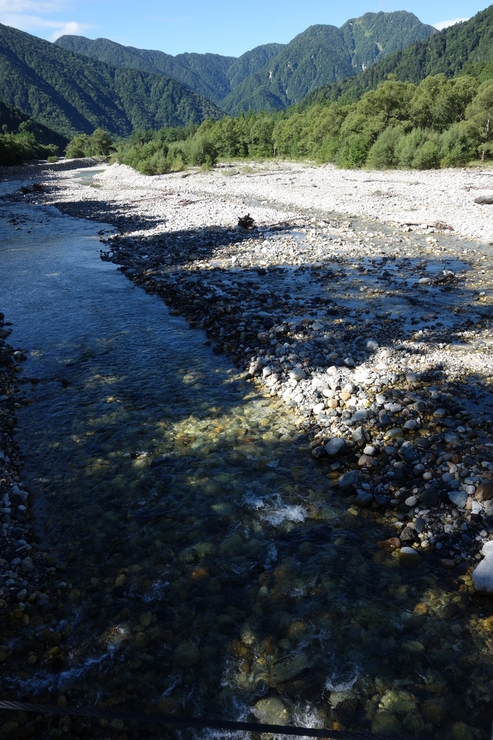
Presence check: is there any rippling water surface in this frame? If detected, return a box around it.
[0,182,491,739]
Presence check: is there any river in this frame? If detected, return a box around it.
[0,171,491,739]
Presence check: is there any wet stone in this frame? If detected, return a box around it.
[254,697,289,725]
[173,641,201,667]
[325,438,347,457]
[338,470,360,491]
[270,652,308,684]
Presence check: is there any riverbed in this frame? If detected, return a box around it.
[1,161,493,739]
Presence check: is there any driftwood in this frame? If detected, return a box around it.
[401,221,454,230]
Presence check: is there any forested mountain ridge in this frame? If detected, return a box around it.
[56,11,436,115]
[0,23,222,139]
[301,5,493,108]
[55,36,284,106]
[211,11,437,114]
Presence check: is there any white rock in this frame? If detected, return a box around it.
[472,552,493,593]
[289,367,306,382]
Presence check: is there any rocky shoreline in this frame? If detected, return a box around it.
[5,159,490,596]
[0,313,63,669]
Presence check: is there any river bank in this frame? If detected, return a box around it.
[2,160,493,738]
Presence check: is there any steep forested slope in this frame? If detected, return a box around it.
[301,5,493,107]
[56,35,284,105]
[0,24,222,138]
[0,100,68,148]
[221,11,436,113]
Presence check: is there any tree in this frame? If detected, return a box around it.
[465,80,493,161]
[410,74,478,131]
[65,133,90,158]
[89,128,114,156]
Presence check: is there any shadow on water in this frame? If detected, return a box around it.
[1,187,493,738]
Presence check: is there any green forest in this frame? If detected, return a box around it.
[101,72,493,174]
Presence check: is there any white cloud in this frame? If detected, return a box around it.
[433,17,469,30]
[0,1,67,12]
[50,21,90,39]
[0,1,92,39]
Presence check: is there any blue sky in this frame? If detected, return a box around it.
[0,0,488,57]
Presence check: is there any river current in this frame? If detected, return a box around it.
[0,175,491,739]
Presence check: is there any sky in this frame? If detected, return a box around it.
[0,0,488,57]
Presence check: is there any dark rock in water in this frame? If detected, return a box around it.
[354,490,373,507]
[311,445,327,460]
[400,526,418,545]
[134,506,173,522]
[338,469,360,490]
[283,524,333,544]
[325,437,347,457]
[374,494,390,506]
[150,456,172,468]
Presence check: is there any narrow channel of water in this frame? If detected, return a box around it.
[0,183,491,739]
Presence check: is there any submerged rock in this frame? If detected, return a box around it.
[270,652,308,684]
[253,697,289,725]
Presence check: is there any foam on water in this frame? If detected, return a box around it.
[263,502,307,526]
[325,666,359,693]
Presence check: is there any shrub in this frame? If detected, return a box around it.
[439,123,476,166]
[187,136,218,167]
[412,140,441,169]
[367,125,403,169]
[65,134,90,159]
[335,133,370,168]
[395,128,429,168]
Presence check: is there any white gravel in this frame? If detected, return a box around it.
[95,161,493,243]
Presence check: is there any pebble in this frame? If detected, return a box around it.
[338,470,360,491]
[325,438,347,457]
[448,491,468,508]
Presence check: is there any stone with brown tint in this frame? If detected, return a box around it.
[475,482,493,502]
[378,537,401,551]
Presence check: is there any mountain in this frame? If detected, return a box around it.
[55,36,284,106]
[0,100,68,149]
[220,11,437,113]
[56,11,435,115]
[0,23,222,139]
[301,5,493,108]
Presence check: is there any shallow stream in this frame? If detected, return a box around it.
[0,178,492,738]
